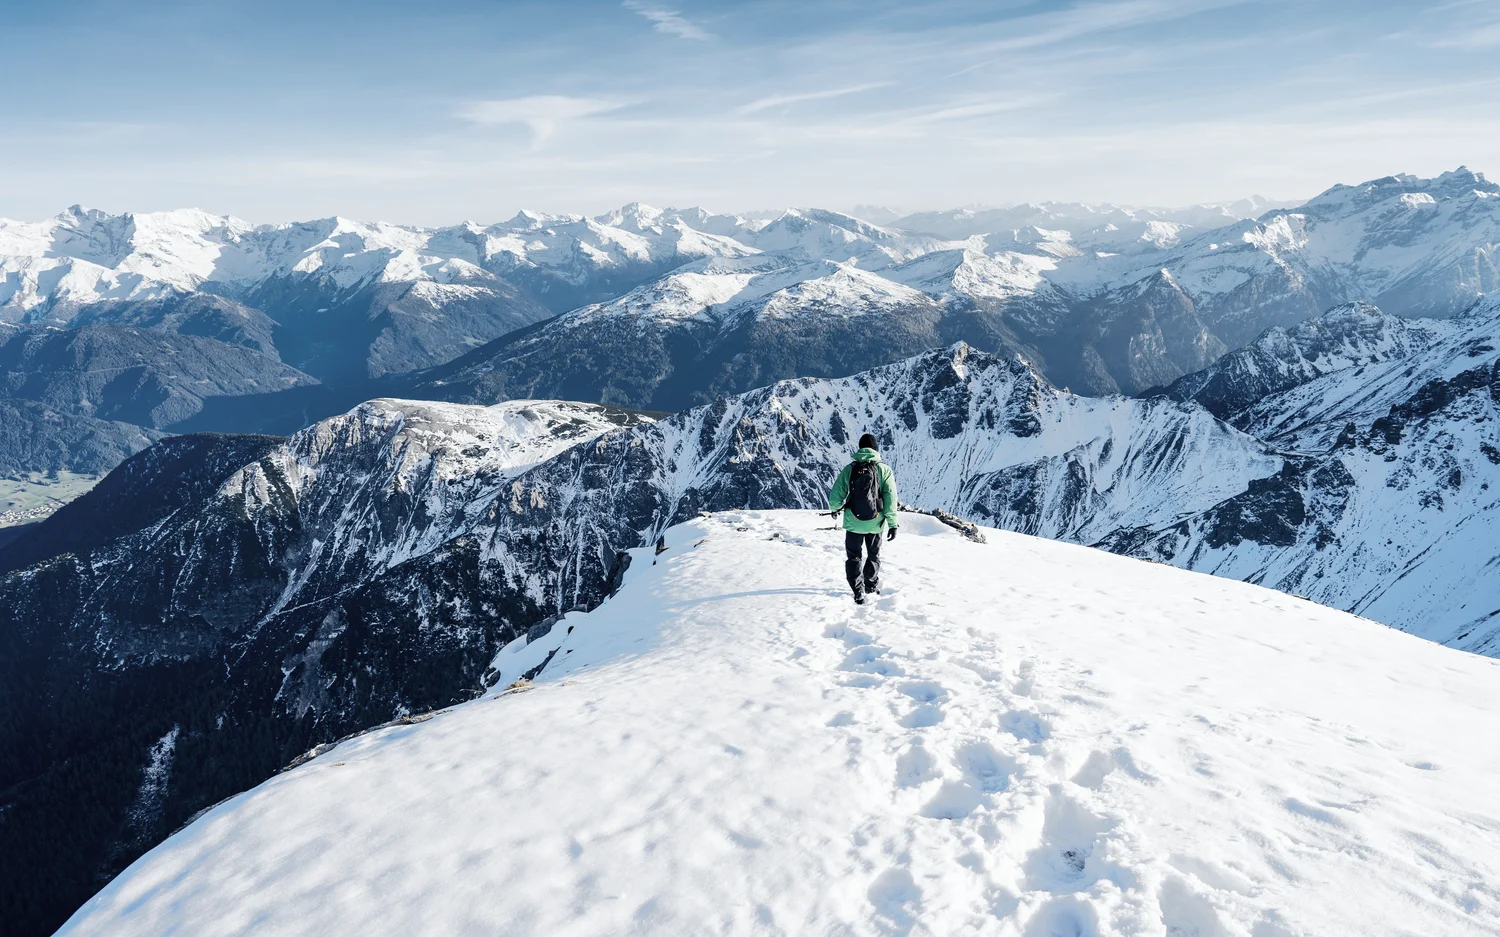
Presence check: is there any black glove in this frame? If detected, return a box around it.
[886,527,897,542]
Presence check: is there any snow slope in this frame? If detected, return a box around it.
[1223,297,1491,449]
[1119,295,1500,654]
[58,510,1500,937]
[1159,301,1454,435]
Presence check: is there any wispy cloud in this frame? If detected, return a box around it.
[944,0,1249,77]
[4,120,161,148]
[456,95,632,147]
[735,83,893,115]
[1430,20,1500,49]
[912,97,1045,123]
[623,1,711,41]
[972,0,1245,53]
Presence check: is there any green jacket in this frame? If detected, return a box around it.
[828,448,899,533]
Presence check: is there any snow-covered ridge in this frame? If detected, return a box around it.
[274,397,639,485]
[57,511,1500,937]
[1227,294,1493,448]
[1161,301,1456,429]
[219,397,651,588]
[1079,167,1500,345]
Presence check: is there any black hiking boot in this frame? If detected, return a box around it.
[853,593,866,605]
[865,581,880,595]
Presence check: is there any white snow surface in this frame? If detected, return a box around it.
[59,511,1500,937]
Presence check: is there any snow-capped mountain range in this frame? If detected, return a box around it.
[487,167,1494,405]
[4,168,1492,413]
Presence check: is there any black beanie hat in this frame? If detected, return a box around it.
[858,433,879,451]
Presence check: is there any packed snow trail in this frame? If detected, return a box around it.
[59,511,1500,936]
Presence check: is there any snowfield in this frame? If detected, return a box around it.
[57,511,1500,937]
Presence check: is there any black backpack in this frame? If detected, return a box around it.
[845,461,883,521]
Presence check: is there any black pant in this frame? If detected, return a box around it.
[845,531,882,597]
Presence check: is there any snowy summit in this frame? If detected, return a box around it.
[59,511,1500,937]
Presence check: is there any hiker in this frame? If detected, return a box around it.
[828,432,899,604]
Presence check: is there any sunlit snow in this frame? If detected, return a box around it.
[58,511,1500,937]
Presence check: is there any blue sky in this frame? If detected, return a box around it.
[3,0,1497,224]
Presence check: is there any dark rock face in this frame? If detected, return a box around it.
[235,272,552,383]
[1050,270,1227,395]
[0,398,160,477]
[0,433,284,576]
[0,324,315,429]
[67,292,282,357]
[1199,461,1311,550]
[403,298,1049,413]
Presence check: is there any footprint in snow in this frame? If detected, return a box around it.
[1070,747,1154,790]
[1001,710,1051,743]
[1021,790,1130,895]
[1020,896,1101,937]
[895,739,939,788]
[956,740,1016,793]
[824,622,874,647]
[897,680,947,703]
[866,868,922,924]
[920,780,985,820]
[900,703,945,728]
[1158,876,1235,937]
[840,646,905,677]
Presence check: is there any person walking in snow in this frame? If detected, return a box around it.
[828,433,899,605]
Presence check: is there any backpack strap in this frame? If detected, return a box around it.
[828,461,859,516]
